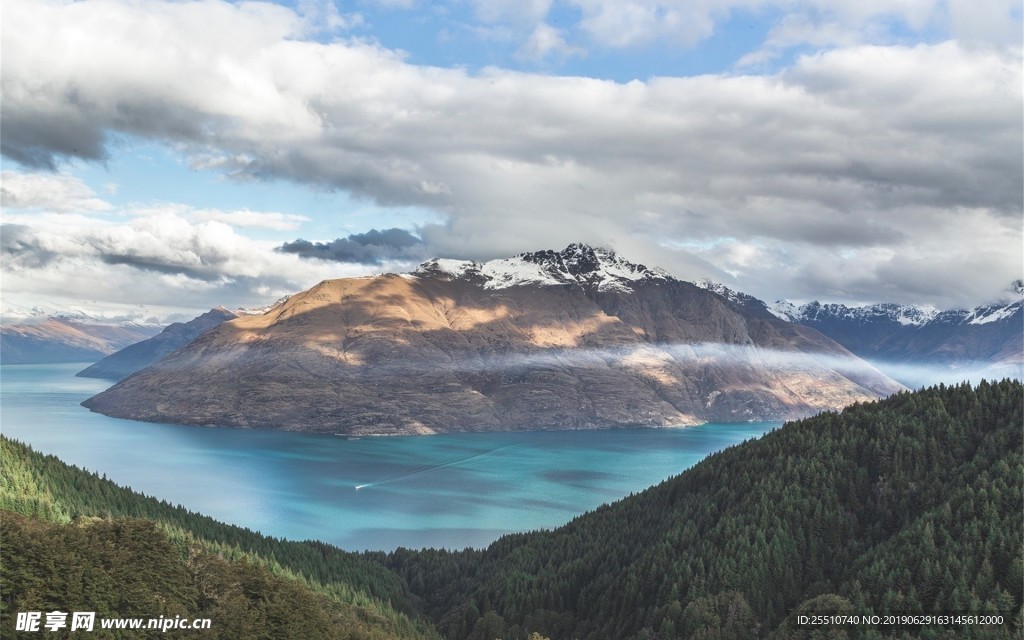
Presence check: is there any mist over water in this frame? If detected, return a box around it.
[1,364,777,551]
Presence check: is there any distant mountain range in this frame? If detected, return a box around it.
[82,244,901,434]
[697,279,1023,387]
[777,300,1021,384]
[1,300,284,368]
[0,317,160,365]
[76,307,239,380]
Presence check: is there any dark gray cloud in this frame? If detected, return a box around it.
[0,106,108,170]
[277,228,428,265]
[1,224,60,268]
[98,254,222,281]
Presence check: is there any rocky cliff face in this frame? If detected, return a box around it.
[77,307,238,380]
[83,245,903,434]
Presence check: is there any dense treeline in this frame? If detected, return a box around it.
[0,437,439,640]
[1,512,422,639]
[379,380,1023,640]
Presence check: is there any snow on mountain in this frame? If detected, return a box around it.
[696,278,1022,386]
[963,301,1022,326]
[889,305,941,326]
[778,297,1021,330]
[694,278,740,303]
[0,302,164,328]
[693,278,770,312]
[234,296,291,317]
[767,300,798,322]
[644,274,1023,333]
[412,244,671,293]
[792,302,942,327]
[745,294,1022,330]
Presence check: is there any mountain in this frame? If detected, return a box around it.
[762,287,1024,386]
[82,244,901,434]
[0,317,161,365]
[76,307,238,380]
[383,380,1023,640]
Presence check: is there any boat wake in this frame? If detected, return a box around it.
[354,444,516,490]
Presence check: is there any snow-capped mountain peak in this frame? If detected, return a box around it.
[962,299,1024,326]
[234,296,291,317]
[411,244,671,293]
[694,278,748,303]
[767,300,799,322]
[766,300,935,327]
[778,297,1021,329]
[693,278,779,317]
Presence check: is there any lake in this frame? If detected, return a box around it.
[0,363,778,551]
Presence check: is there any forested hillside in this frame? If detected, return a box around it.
[381,380,1023,640]
[0,437,439,640]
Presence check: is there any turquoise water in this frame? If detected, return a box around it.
[0,364,778,551]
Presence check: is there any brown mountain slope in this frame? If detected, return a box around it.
[0,318,160,365]
[76,307,238,380]
[83,246,903,434]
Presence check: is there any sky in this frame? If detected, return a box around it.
[1,0,1022,322]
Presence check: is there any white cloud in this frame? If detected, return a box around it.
[1,0,1021,310]
[946,0,1021,45]
[1,171,112,212]
[295,0,364,34]
[516,23,585,62]
[553,0,1021,62]
[1,173,312,232]
[191,209,312,231]
[737,15,880,67]
[570,0,703,48]
[0,209,375,312]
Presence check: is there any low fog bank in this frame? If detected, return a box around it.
[863,359,1024,391]
[149,339,1021,392]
